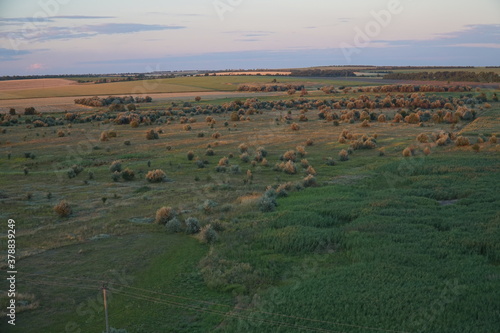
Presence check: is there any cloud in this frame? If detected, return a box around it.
[89,23,184,35]
[27,63,45,70]
[0,47,32,61]
[145,12,205,17]
[0,16,114,23]
[0,23,187,43]
[235,39,260,42]
[375,24,500,48]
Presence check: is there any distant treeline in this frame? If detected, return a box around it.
[290,69,356,77]
[384,71,500,83]
[74,96,153,107]
[375,66,475,70]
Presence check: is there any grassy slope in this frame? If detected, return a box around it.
[216,153,500,332]
[0,89,499,332]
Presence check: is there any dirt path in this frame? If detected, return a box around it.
[0,91,285,113]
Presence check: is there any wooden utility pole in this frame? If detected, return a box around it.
[102,284,109,333]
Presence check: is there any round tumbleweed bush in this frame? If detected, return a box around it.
[54,200,72,217]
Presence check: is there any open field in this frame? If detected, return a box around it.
[0,80,499,332]
[0,76,375,101]
[0,79,76,91]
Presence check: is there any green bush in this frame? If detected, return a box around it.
[165,217,182,233]
[185,217,201,234]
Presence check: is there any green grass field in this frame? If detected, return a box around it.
[0,82,499,332]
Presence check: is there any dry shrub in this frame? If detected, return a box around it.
[239,143,248,153]
[296,145,306,157]
[339,149,349,161]
[489,135,497,144]
[338,136,347,144]
[484,103,491,108]
[121,168,135,181]
[402,147,413,157]
[57,130,65,137]
[146,129,159,140]
[261,158,269,166]
[443,112,454,123]
[280,160,297,174]
[130,120,139,128]
[283,150,296,161]
[306,165,317,175]
[417,133,429,143]
[361,119,370,127]
[305,139,314,146]
[256,147,268,157]
[393,113,403,123]
[108,131,117,138]
[455,136,470,147]
[200,225,218,244]
[109,160,122,172]
[405,113,420,124]
[436,133,451,146]
[303,174,317,187]
[477,136,484,144]
[100,131,109,141]
[146,169,166,183]
[423,147,431,156]
[240,152,250,163]
[218,157,229,167]
[301,159,310,168]
[378,114,386,122]
[290,123,300,131]
[54,200,72,217]
[183,124,192,131]
[155,206,175,225]
[212,132,221,139]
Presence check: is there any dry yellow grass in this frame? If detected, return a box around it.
[0,79,76,91]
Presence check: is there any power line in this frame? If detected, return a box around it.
[22,272,411,333]
[110,288,343,333]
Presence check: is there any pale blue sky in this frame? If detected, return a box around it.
[0,0,499,75]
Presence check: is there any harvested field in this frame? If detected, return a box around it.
[0,79,76,91]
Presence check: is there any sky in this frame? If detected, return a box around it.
[0,0,499,75]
